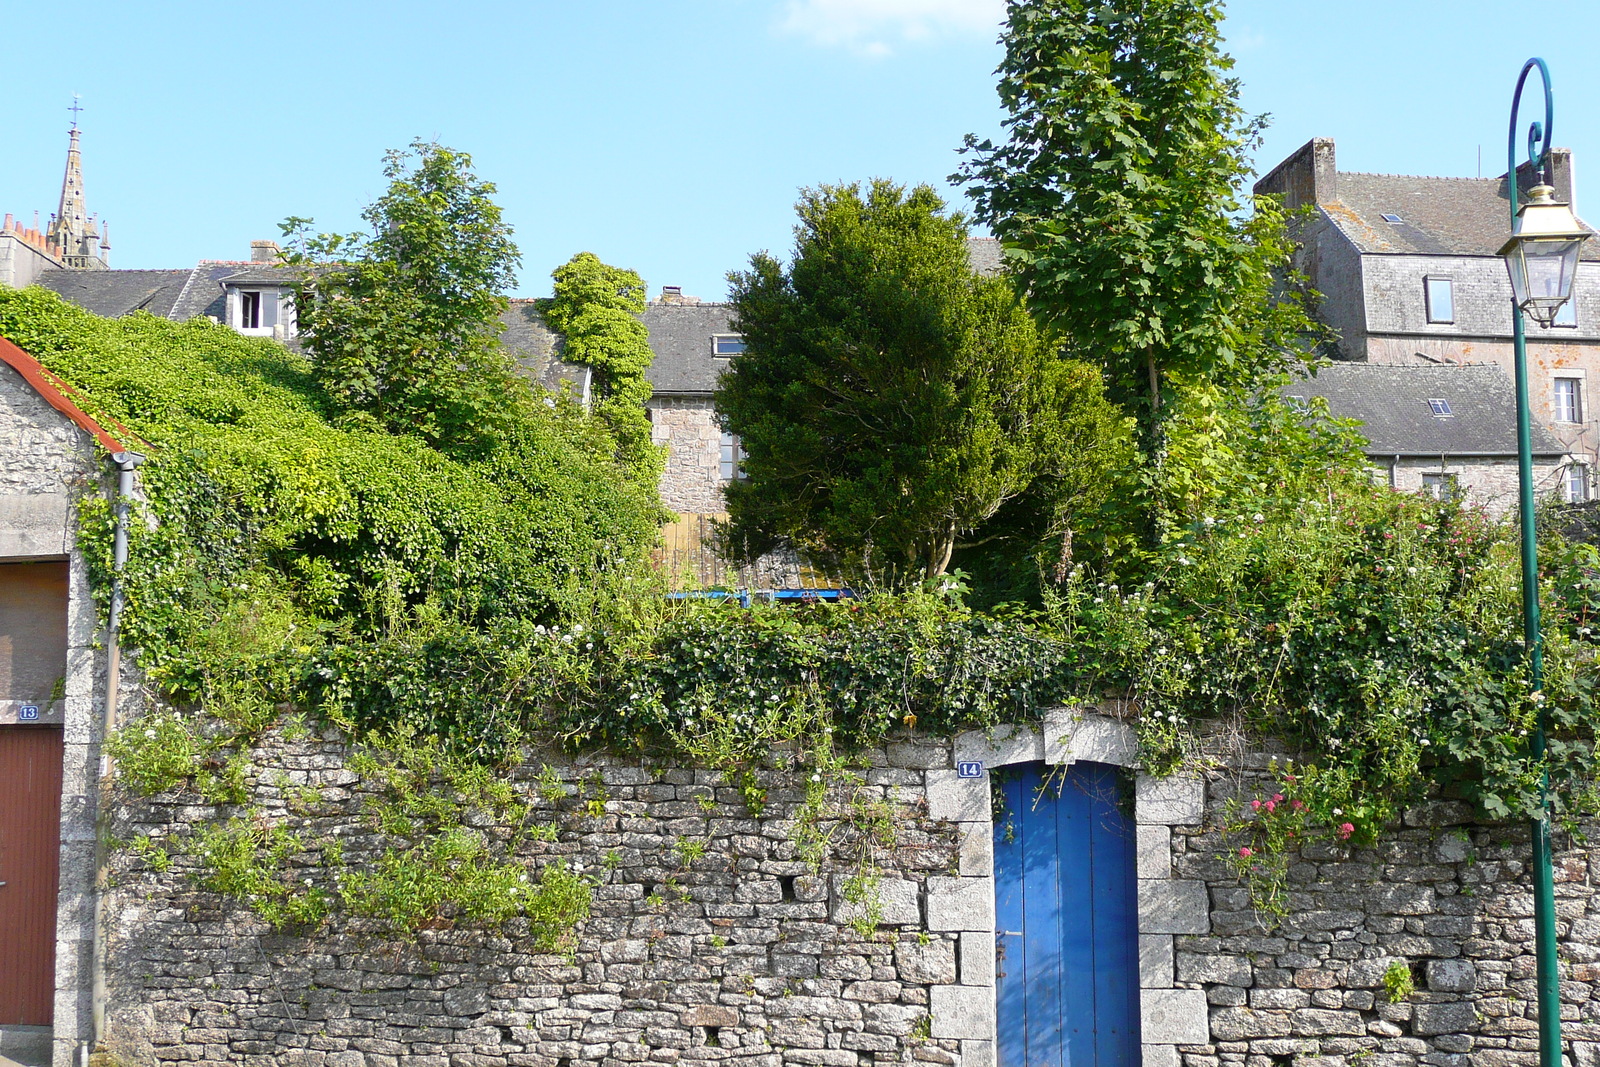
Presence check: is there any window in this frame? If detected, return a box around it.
[719,431,744,481]
[1555,377,1584,423]
[240,290,261,329]
[713,335,747,356]
[1554,295,1578,327]
[1427,397,1453,418]
[1565,464,1590,503]
[1380,213,1403,223]
[1425,277,1454,323]
[1421,472,1458,501]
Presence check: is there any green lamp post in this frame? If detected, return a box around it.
[1496,57,1592,1067]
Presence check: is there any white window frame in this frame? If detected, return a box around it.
[718,430,745,481]
[1421,471,1458,501]
[1564,462,1590,503]
[712,334,747,357]
[1554,375,1585,424]
[1424,276,1455,324]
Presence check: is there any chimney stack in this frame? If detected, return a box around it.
[251,240,281,264]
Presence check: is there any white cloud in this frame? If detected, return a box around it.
[777,0,1005,57]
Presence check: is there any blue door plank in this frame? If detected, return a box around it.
[1022,771,1065,1067]
[995,773,1028,1067]
[1056,766,1096,1067]
[1085,765,1140,1067]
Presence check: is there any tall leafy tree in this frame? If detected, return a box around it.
[718,180,1129,587]
[544,252,663,488]
[282,140,520,456]
[957,0,1336,537]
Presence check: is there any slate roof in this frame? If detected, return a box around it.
[35,268,193,319]
[641,301,736,396]
[1289,361,1568,457]
[500,300,588,393]
[1322,172,1600,260]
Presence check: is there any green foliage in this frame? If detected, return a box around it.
[1384,959,1416,1003]
[0,287,662,761]
[106,712,201,796]
[545,252,665,488]
[719,180,1131,586]
[281,140,521,456]
[958,0,1336,548]
[960,0,1278,414]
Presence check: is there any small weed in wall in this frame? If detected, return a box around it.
[1383,959,1415,1003]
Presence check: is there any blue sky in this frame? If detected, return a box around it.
[5,1,1600,301]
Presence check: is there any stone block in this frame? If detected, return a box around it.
[1174,951,1248,987]
[960,932,995,988]
[927,771,990,822]
[442,987,488,1017]
[1140,935,1174,988]
[680,1006,739,1027]
[830,876,920,927]
[1044,710,1136,767]
[927,877,993,932]
[895,939,957,985]
[1427,959,1477,993]
[0,492,71,558]
[1140,988,1209,1045]
[953,725,1042,769]
[1136,775,1205,825]
[1137,825,1171,880]
[1142,1044,1182,1067]
[1138,880,1209,935]
[959,822,993,877]
[1413,1002,1479,1036]
[930,985,993,1040]
[960,1039,995,1067]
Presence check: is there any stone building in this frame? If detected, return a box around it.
[1257,138,1599,502]
[0,336,134,1067]
[1290,362,1571,511]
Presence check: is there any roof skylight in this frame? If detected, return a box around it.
[1380,213,1403,223]
[1427,397,1453,417]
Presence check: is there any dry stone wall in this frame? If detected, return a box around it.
[95,721,1600,1067]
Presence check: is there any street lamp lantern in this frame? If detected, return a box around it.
[1498,182,1592,326]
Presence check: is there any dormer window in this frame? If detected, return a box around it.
[713,335,746,356]
[240,291,261,329]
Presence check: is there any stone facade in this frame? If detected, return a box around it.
[0,353,113,1067]
[649,396,728,516]
[1382,455,1565,513]
[89,712,1600,1067]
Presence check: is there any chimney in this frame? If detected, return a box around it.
[251,240,282,264]
[1255,137,1337,209]
[660,285,683,303]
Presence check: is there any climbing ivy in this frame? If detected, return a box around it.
[545,252,665,489]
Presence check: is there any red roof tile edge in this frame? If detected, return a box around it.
[0,335,137,455]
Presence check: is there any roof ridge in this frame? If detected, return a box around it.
[1338,170,1498,183]
[166,266,206,322]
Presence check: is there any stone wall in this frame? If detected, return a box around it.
[1173,738,1600,1067]
[649,397,727,515]
[92,714,1600,1067]
[1381,454,1567,515]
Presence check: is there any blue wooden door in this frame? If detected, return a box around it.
[994,761,1140,1067]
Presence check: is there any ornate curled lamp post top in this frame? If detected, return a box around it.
[1500,59,1591,328]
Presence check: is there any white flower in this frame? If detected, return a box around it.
[1253,513,1265,524]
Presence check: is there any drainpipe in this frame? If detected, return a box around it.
[89,449,145,1064]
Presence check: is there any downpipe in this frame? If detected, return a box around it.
[87,449,144,1066]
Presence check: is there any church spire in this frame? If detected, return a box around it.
[46,106,108,270]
